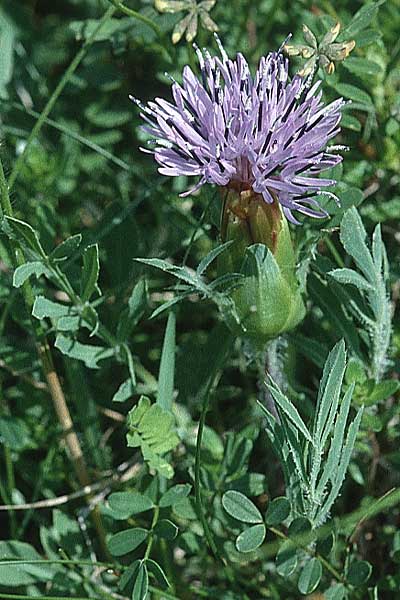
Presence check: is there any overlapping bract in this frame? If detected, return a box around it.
[134,37,345,223]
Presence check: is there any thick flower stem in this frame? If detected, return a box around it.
[0,156,109,559]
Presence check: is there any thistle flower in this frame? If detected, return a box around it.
[132,35,346,224]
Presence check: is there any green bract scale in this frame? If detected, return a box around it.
[218,189,305,345]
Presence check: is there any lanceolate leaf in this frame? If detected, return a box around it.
[81,244,100,302]
[157,311,176,412]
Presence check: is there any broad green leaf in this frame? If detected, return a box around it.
[325,583,347,600]
[222,490,263,524]
[126,396,179,479]
[316,532,335,557]
[276,541,297,577]
[154,519,178,540]
[57,315,82,332]
[0,416,31,451]
[159,484,192,507]
[347,560,372,585]
[108,528,148,556]
[32,296,72,320]
[265,497,291,526]
[288,516,312,538]
[298,558,322,594]
[133,562,148,600]
[4,216,46,258]
[229,473,266,496]
[235,524,266,553]
[13,261,50,288]
[55,334,114,369]
[50,234,82,261]
[367,380,399,403]
[81,244,99,302]
[108,492,154,519]
[112,378,135,403]
[0,541,55,586]
[157,311,175,412]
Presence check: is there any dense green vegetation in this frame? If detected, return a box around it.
[0,1,399,598]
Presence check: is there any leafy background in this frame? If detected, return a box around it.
[0,0,399,599]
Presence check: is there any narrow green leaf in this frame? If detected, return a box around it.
[196,241,234,276]
[146,559,169,589]
[117,278,148,339]
[314,340,346,449]
[334,83,374,107]
[4,216,47,258]
[316,384,354,496]
[343,57,382,76]
[157,311,176,412]
[132,562,148,600]
[329,268,372,291]
[342,1,382,36]
[235,524,266,553]
[340,208,375,281]
[108,528,148,556]
[340,113,362,131]
[135,257,197,286]
[118,560,141,591]
[267,383,313,444]
[222,490,263,524]
[81,244,99,302]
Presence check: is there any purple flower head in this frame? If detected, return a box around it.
[132,35,346,223]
